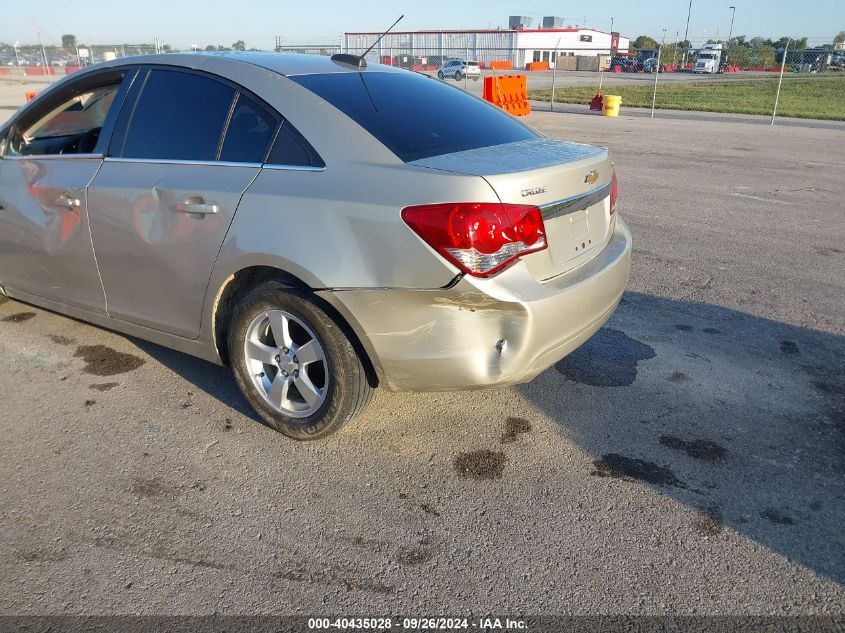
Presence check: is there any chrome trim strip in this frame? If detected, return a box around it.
[103,157,262,168]
[539,181,612,221]
[3,153,104,161]
[262,164,326,172]
[100,157,324,171]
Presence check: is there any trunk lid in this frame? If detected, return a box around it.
[409,138,615,280]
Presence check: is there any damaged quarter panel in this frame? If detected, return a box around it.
[220,163,497,291]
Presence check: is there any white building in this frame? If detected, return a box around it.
[343,27,630,69]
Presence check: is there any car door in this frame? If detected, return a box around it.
[87,67,279,339]
[0,69,132,314]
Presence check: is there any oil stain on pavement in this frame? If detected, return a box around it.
[659,435,728,463]
[396,541,438,566]
[74,345,145,376]
[501,417,532,444]
[454,450,507,480]
[89,382,120,392]
[761,508,795,525]
[2,312,36,323]
[274,559,394,595]
[591,453,687,488]
[556,328,656,387]
[48,334,75,346]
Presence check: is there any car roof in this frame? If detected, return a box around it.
[96,51,405,77]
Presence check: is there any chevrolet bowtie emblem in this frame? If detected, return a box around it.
[584,170,599,185]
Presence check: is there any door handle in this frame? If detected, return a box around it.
[174,202,219,215]
[60,194,81,209]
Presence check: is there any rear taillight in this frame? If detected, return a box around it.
[610,169,618,215]
[401,202,547,278]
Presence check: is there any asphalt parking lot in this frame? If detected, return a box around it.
[0,81,844,617]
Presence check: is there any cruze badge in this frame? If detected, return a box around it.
[521,186,546,197]
[584,170,599,184]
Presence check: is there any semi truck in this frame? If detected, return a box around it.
[694,43,723,73]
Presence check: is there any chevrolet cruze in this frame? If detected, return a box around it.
[0,52,631,439]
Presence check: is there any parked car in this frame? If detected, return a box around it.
[642,57,660,73]
[437,59,481,81]
[610,56,637,72]
[0,53,631,440]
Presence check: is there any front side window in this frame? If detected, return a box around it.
[7,83,121,156]
[122,69,235,161]
[290,71,538,162]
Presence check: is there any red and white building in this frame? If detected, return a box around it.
[343,27,630,68]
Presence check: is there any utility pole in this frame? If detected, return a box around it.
[682,0,693,67]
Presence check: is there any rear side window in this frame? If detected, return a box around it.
[220,93,279,163]
[265,121,325,168]
[122,69,235,161]
[290,72,538,162]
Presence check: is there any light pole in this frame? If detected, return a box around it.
[727,6,736,43]
[13,41,23,84]
[726,6,736,65]
[682,0,693,67]
[672,30,679,66]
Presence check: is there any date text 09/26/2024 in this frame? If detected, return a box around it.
[307,617,527,630]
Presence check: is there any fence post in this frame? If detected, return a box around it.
[771,39,789,126]
[651,45,663,118]
[549,38,561,113]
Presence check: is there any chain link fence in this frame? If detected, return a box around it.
[3,40,843,122]
[521,44,845,122]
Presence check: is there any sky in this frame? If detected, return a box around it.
[1,0,842,49]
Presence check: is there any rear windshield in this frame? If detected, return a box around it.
[290,71,538,162]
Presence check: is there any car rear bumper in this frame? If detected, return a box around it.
[320,218,632,392]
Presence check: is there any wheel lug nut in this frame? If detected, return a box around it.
[292,356,298,363]
[293,370,299,378]
[274,355,281,362]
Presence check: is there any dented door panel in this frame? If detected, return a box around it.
[87,161,259,338]
[0,157,106,314]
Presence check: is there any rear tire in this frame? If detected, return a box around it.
[454,71,463,81]
[228,280,373,440]
[437,71,444,79]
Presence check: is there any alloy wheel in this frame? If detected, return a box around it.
[243,309,328,418]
